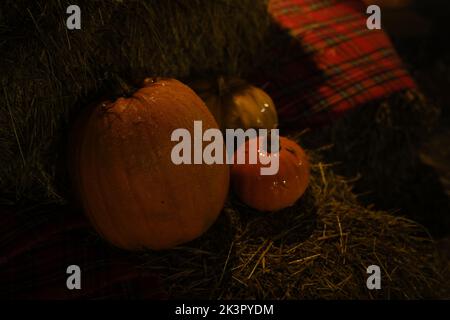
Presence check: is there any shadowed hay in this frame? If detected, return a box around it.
[304,90,450,237]
[139,150,448,299]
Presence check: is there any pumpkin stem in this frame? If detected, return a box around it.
[110,73,137,98]
[217,76,226,97]
[217,76,248,97]
[265,132,273,154]
[262,132,281,154]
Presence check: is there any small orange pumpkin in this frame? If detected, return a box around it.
[191,77,278,131]
[69,78,229,251]
[231,136,310,212]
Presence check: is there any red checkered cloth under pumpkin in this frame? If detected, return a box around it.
[255,0,416,128]
[0,206,166,299]
[0,0,416,299]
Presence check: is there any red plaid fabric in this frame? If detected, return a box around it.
[0,207,166,299]
[254,0,416,128]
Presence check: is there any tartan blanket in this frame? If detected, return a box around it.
[0,0,415,299]
[0,206,165,299]
[258,0,416,128]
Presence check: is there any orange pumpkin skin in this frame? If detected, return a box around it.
[231,136,309,212]
[69,78,229,251]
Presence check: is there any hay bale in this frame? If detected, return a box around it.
[140,149,448,299]
[0,0,271,202]
[304,90,450,237]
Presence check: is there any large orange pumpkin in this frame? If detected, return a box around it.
[69,78,229,251]
[231,136,310,212]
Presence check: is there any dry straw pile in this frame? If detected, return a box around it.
[143,149,447,299]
